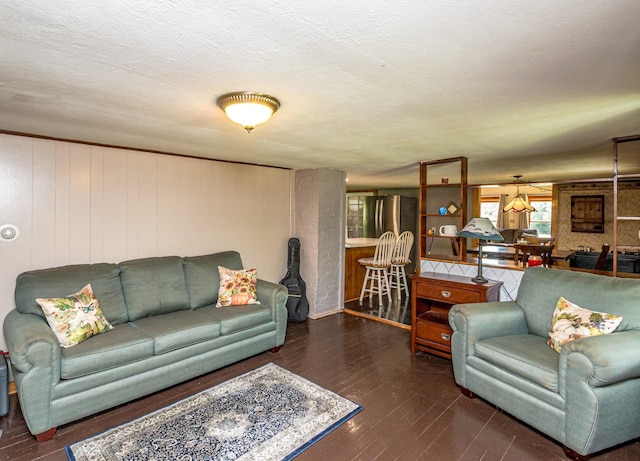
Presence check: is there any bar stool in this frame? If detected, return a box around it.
[389,231,414,299]
[358,231,396,306]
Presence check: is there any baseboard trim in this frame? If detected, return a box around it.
[343,308,411,330]
[9,380,16,394]
[307,308,343,320]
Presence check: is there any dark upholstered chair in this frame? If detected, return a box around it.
[594,244,610,271]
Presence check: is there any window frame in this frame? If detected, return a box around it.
[528,195,553,237]
[480,196,500,227]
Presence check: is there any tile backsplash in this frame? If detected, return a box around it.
[420,260,524,301]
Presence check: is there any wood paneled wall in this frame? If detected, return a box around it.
[0,134,292,350]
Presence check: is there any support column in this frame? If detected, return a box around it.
[293,169,346,318]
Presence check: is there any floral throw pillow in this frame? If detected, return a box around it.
[36,284,114,348]
[216,266,260,307]
[547,297,622,353]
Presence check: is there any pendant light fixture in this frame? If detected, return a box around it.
[503,175,537,213]
[216,92,281,133]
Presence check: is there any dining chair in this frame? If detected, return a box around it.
[389,231,414,300]
[594,244,610,271]
[358,231,396,306]
[514,243,555,267]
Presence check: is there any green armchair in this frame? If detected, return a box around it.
[449,267,640,460]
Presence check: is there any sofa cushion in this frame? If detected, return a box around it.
[36,284,113,348]
[60,323,154,379]
[15,263,128,324]
[499,228,516,244]
[183,251,244,309]
[216,266,260,307]
[493,228,537,244]
[515,228,537,241]
[131,310,221,354]
[120,256,189,321]
[475,334,559,393]
[547,297,622,353]
[197,304,273,335]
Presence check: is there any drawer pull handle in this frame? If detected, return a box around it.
[441,291,451,298]
[441,333,451,341]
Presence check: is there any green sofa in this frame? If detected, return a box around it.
[3,251,288,441]
[449,267,640,460]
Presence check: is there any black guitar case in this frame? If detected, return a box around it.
[279,238,309,322]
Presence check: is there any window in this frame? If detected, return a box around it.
[480,197,500,226]
[529,196,552,237]
[345,192,375,238]
[481,195,552,236]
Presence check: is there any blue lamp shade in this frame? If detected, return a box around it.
[457,217,503,242]
[458,217,502,284]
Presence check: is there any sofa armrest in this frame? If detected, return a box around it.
[3,309,61,376]
[3,309,61,435]
[561,330,640,388]
[256,279,289,346]
[256,279,288,311]
[449,301,528,356]
[561,330,640,454]
[449,302,528,388]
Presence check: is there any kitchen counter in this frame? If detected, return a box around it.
[344,240,378,301]
[345,237,379,248]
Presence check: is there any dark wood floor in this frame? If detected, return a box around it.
[344,291,412,327]
[1,313,638,460]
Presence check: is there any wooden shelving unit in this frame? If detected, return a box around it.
[612,135,640,276]
[418,157,468,263]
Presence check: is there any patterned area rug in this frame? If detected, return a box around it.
[66,363,362,461]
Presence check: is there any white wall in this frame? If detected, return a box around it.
[0,133,292,350]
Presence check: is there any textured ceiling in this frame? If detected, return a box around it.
[1,0,639,189]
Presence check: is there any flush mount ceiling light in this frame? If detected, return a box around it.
[216,92,281,133]
[503,175,537,213]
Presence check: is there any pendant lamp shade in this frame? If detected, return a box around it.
[503,176,536,213]
[503,195,536,213]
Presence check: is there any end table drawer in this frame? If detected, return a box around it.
[416,320,452,346]
[410,272,502,359]
[416,283,482,304]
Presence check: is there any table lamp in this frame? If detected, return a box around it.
[458,217,504,284]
